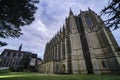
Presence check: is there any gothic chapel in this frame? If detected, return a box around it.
[39,8,120,74]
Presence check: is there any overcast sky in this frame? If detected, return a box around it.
[0,0,120,58]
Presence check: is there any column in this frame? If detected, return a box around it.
[55,45,57,61]
[58,42,61,60]
[62,40,65,60]
[51,46,54,61]
[65,37,71,73]
[10,52,13,57]
[57,44,59,61]
[49,47,51,61]
[7,59,12,67]
[9,59,12,67]
[4,59,8,67]
[48,47,50,61]
[54,45,57,73]
[0,58,5,67]
[60,41,63,60]
[53,46,55,60]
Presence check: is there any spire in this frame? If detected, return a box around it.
[63,24,65,34]
[63,24,65,29]
[88,7,91,11]
[69,8,74,15]
[18,43,22,51]
[80,9,82,13]
[60,28,62,33]
[65,16,68,21]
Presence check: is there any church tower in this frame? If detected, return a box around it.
[18,43,22,51]
[78,8,120,74]
[67,8,87,74]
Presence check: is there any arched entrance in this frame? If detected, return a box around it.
[62,64,65,73]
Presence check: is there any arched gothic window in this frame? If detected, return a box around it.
[85,16,92,27]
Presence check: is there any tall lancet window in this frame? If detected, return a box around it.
[85,16,92,27]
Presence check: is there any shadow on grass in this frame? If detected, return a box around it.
[0,73,120,80]
[0,69,11,75]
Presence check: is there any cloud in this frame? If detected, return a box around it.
[0,0,120,59]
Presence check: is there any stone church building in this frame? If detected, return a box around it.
[39,8,120,74]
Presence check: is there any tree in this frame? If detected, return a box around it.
[101,0,120,29]
[0,0,39,46]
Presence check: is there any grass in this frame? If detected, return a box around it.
[0,71,120,80]
[0,69,11,75]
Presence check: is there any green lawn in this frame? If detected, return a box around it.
[0,72,120,80]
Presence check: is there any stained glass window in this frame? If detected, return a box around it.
[85,16,92,27]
